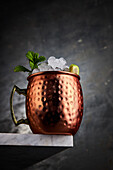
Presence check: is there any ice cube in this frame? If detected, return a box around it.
[30,56,69,75]
[48,56,56,69]
[48,56,67,70]
[38,62,54,71]
[32,68,39,74]
[63,65,69,71]
[59,57,66,67]
[54,68,62,71]
[48,67,55,71]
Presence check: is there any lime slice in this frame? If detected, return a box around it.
[69,64,79,75]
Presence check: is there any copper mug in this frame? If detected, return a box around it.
[10,71,83,135]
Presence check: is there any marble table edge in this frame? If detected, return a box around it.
[0,133,74,147]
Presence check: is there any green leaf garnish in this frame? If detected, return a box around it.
[14,65,31,72]
[34,53,39,59]
[38,56,46,62]
[14,51,46,73]
[34,56,45,64]
[26,51,34,62]
[34,63,38,69]
[29,61,34,70]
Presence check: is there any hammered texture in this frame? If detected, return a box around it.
[26,71,83,135]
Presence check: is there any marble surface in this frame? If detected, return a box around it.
[0,133,73,169]
[0,133,73,147]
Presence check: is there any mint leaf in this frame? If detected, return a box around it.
[33,53,39,64]
[38,56,46,62]
[34,64,38,69]
[29,61,34,70]
[29,61,38,70]
[35,56,46,64]
[14,51,46,74]
[26,51,34,62]
[34,53,39,59]
[14,65,31,72]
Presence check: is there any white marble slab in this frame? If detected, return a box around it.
[0,133,73,147]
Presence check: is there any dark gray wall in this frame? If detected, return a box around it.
[1,0,113,169]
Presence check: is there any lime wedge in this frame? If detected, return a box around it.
[69,64,79,75]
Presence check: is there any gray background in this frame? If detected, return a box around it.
[1,0,113,169]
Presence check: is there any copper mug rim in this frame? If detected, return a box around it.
[27,71,80,81]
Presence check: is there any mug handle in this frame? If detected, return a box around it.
[10,85,29,126]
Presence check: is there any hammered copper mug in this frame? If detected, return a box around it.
[10,71,83,135]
